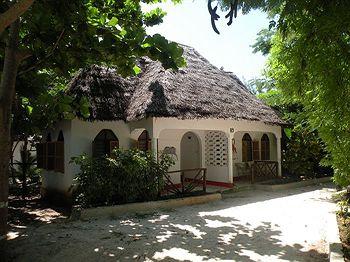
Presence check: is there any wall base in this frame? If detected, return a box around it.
[40,187,72,207]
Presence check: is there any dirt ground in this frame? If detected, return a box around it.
[5,183,337,261]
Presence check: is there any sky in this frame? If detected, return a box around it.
[143,0,269,82]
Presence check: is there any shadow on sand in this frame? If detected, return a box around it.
[6,184,333,261]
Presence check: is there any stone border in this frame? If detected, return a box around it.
[71,193,222,220]
[328,211,344,261]
[254,176,332,191]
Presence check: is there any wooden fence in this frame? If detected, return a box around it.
[251,160,278,183]
[163,168,207,195]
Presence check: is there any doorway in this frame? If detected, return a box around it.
[180,131,201,173]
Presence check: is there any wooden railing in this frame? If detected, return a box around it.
[252,160,278,183]
[163,168,207,195]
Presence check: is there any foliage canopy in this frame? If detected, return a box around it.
[235,0,350,186]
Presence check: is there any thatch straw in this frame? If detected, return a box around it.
[68,45,285,125]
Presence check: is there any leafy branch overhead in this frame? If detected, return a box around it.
[0,0,186,236]
[207,0,238,34]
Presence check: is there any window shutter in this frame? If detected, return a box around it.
[36,143,45,168]
[261,141,265,160]
[147,139,151,152]
[55,141,64,173]
[260,135,270,161]
[253,141,260,161]
[242,141,248,162]
[92,140,106,157]
[47,142,56,170]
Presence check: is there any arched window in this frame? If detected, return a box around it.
[261,134,270,160]
[37,131,65,172]
[242,133,252,162]
[92,129,119,158]
[57,130,64,141]
[137,130,150,151]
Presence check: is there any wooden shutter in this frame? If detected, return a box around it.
[253,141,260,161]
[92,140,106,157]
[110,140,119,155]
[242,141,248,162]
[36,143,45,168]
[55,141,64,173]
[147,139,151,152]
[261,135,270,160]
[47,142,56,170]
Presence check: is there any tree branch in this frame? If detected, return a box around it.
[208,0,220,34]
[0,0,34,34]
[18,29,65,76]
[0,19,21,105]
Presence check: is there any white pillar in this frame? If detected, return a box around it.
[151,137,158,160]
[227,133,234,183]
[276,136,282,177]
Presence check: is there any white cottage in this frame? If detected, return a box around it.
[38,45,285,200]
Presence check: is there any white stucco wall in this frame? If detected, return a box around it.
[69,118,131,184]
[11,141,36,167]
[153,117,282,182]
[41,116,282,193]
[41,118,131,193]
[41,120,72,193]
[158,129,206,184]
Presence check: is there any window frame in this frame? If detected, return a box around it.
[137,130,151,152]
[242,133,253,162]
[92,129,119,158]
[261,134,270,161]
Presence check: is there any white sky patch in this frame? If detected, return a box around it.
[142,0,268,81]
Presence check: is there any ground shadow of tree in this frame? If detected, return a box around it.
[8,194,68,232]
[6,185,332,261]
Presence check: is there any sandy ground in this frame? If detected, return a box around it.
[6,184,337,261]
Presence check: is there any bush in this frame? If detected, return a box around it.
[257,89,332,179]
[282,128,330,178]
[71,149,174,208]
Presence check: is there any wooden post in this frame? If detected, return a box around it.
[180,171,184,194]
[203,169,207,193]
[276,136,282,177]
[227,134,234,184]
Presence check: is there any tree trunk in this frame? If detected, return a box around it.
[0,19,20,238]
[0,0,34,34]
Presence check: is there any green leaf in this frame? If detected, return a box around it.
[133,65,141,75]
[27,106,33,115]
[284,128,292,139]
[108,17,118,27]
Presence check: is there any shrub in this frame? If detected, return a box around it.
[257,89,332,179]
[282,128,329,178]
[71,149,174,208]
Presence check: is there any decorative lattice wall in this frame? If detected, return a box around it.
[205,131,228,166]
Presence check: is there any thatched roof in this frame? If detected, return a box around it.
[68,45,285,125]
[67,66,134,121]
